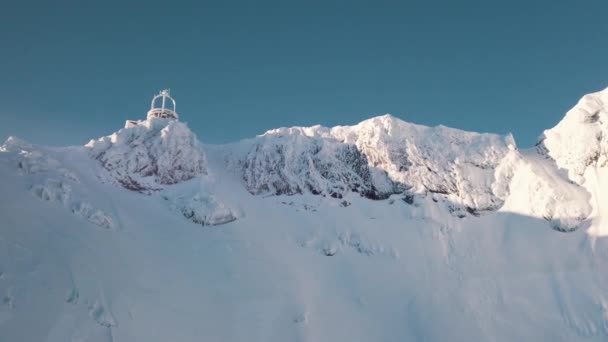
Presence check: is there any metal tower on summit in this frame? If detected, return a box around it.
[147,89,179,120]
[125,89,180,128]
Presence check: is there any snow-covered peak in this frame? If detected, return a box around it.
[1,136,33,152]
[86,118,207,192]
[541,87,608,181]
[261,114,423,140]
[244,114,514,212]
[540,87,608,236]
[262,124,330,138]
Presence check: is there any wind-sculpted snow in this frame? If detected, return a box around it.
[86,118,207,192]
[494,149,591,232]
[330,115,514,210]
[241,131,398,199]
[252,114,513,213]
[162,182,239,226]
[540,87,608,236]
[541,88,608,182]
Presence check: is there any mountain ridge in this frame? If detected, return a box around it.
[1,88,608,342]
[3,88,605,230]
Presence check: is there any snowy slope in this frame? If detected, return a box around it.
[1,89,608,341]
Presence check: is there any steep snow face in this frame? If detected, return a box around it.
[86,118,207,192]
[541,88,608,181]
[255,115,513,211]
[541,88,608,236]
[330,115,514,210]
[494,149,591,232]
[241,131,397,199]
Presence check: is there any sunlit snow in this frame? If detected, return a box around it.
[0,88,607,341]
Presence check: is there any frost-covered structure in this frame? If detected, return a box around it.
[87,89,206,192]
[125,89,179,128]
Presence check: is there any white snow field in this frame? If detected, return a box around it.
[0,88,608,341]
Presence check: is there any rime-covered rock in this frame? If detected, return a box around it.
[241,130,397,199]
[242,114,513,212]
[539,87,608,235]
[86,118,207,192]
[540,87,608,182]
[163,191,238,226]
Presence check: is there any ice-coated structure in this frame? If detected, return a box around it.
[125,89,179,128]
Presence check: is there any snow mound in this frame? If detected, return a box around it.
[71,202,115,229]
[31,179,72,205]
[86,118,207,192]
[299,228,398,258]
[161,178,239,226]
[163,191,238,226]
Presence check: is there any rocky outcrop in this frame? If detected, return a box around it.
[241,115,513,213]
[86,118,207,192]
[241,128,399,200]
[540,88,608,183]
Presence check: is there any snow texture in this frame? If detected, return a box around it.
[1,88,608,341]
[241,130,395,200]
[494,149,591,232]
[540,87,608,236]
[86,118,207,192]
[541,88,608,181]
[241,114,513,216]
[162,182,239,226]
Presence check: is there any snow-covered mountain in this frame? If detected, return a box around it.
[250,114,513,211]
[86,118,208,192]
[1,88,608,341]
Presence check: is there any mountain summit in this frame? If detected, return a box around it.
[0,89,607,341]
[85,118,207,192]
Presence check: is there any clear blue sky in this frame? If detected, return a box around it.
[1,0,607,147]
